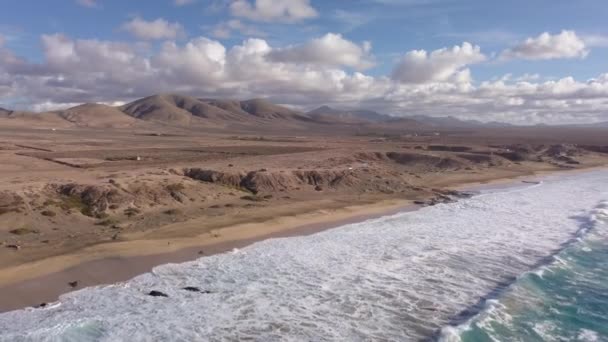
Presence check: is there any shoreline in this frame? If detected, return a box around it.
[0,165,606,313]
[0,199,413,312]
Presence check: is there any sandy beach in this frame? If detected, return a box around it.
[3,164,604,313]
[0,198,413,312]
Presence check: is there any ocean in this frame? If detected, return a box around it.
[0,170,606,341]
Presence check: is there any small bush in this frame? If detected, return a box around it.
[240,195,266,202]
[163,209,182,215]
[96,218,119,226]
[9,227,37,235]
[124,207,141,217]
[41,210,57,217]
[166,183,185,193]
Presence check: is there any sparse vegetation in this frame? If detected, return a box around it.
[166,183,185,192]
[124,207,141,217]
[240,195,266,202]
[41,210,57,217]
[163,208,182,215]
[0,207,19,215]
[59,195,88,212]
[9,227,37,235]
[96,218,119,226]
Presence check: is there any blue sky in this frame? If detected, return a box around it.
[1,0,607,124]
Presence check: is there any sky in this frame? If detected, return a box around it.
[1,0,608,124]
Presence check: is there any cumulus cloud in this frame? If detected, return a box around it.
[230,0,318,23]
[268,33,374,70]
[501,30,588,60]
[1,34,608,124]
[391,42,486,84]
[122,17,185,40]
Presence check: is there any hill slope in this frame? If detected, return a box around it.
[59,103,136,128]
[307,106,390,124]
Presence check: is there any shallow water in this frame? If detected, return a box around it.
[440,198,608,342]
[0,170,606,341]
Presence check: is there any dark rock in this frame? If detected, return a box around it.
[148,290,169,297]
[68,281,78,288]
[6,244,21,250]
[182,286,201,292]
[36,303,47,308]
[314,185,323,191]
[413,200,426,205]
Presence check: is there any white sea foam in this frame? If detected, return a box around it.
[1,170,607,342]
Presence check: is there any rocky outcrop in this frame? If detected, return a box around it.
[0,191,24,215]
[385,152,465,170]
[427,145,472,152]
[183,169,243,189]
[184,168,362,194]
[56,183,128,216]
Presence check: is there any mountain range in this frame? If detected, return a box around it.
[1,93,604,131]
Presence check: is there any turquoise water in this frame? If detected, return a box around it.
[444,201,608,342]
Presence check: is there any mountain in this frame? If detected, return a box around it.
[0,94,527,131]
[556,121,608,128]
[198,99,251,117]
[121,94,241,126]
[120,94,314,127]
[307,105,390,124]
[239,98,312,121]
[410,115,513,128]
[59,103,136,128]
[0,110,73,128]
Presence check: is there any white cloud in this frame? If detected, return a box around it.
[501,30,588,60]
[230,0,318,23]
[174,0,196,5]
[2,34,608,124]
[211,19,265,39]
[76,0,98,8]
[268,33,374,70]
[391,42,486,83]
[0,35,4,47]
[122,17,185,40]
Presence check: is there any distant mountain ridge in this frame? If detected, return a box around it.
[0,94,581,130]
[306,105,390,124]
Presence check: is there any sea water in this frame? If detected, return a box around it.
[440,195,608,341]
[0,170,606,341]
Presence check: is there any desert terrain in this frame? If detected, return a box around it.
[1,94,608,310]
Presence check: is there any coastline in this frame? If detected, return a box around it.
[0,199,413,312]
[0,165,606,313]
